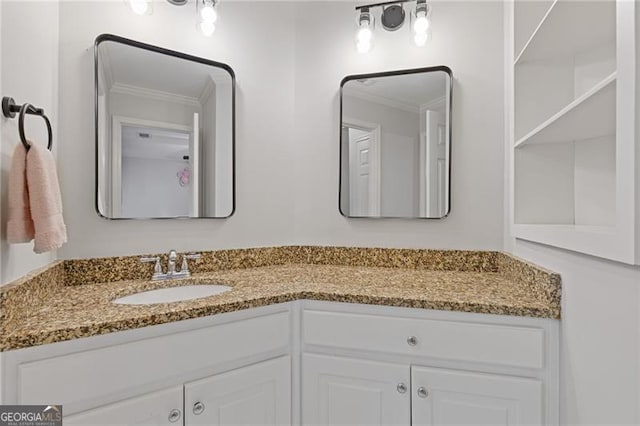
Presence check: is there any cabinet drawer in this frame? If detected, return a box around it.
[18,311,290,410]
[303,310,544,369]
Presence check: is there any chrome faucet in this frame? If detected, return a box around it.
[167,250,178,276]
[141,250,201,281]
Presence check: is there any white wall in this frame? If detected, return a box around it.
[202,85,217,215]
[292,1,505,248]
[0,1,59,283]
[121,157,190,218]
[57,0,504,259]
[214,80,233,217]
[57,1,296,258]
[343,95,420,217]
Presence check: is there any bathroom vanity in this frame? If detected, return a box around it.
[0,247,560,425]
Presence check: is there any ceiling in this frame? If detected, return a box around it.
[122,125,190,161]
[99,40,232,100]
[343,71,449,110]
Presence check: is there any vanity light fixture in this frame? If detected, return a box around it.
[355,0,431,53]
[356,8,374,54]
[412,0,431,47]
[126,0,220,37]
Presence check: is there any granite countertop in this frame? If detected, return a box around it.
[0,247,561,351]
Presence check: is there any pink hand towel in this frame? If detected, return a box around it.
[7,144,35,243]
[26,142,67,253]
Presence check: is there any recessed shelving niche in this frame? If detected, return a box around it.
[509,0,638,264]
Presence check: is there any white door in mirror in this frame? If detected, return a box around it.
[112,285,231,305]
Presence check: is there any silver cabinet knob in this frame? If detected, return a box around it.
[397,383,407,394]
[168,409,182,423]
[417,387,429,398]
[407,336,418,346]
[193,401,205,415]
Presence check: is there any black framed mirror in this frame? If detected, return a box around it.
[339,66,452,219]
[95,34,235,219]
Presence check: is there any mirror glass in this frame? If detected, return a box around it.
[340,67,452,219]
[95,35,234,219]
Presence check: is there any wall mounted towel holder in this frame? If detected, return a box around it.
[1,96,53,151]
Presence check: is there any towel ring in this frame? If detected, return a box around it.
[18,103,52,151]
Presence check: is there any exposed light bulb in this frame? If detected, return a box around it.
[357,26,373,44]
[129,0,150,15]
[356,26,373,53]
[413,3,430,47]
[355,10,374,54]
[200,5,217,23]
[413,11,429,33]
[200,21,216,37]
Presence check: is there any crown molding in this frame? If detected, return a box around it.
[419,96,446,112]
[110,83,201,108]
[343,87,419,114]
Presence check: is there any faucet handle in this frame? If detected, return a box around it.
[141,256,163,277]
[180,253,201,275]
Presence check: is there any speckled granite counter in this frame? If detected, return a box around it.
[0,247,561,351]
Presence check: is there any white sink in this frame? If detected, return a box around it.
[113,284,232,305]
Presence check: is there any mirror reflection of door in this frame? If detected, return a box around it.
[425,110,446,217]
[349,128,371,216]
[115,118,195,218]
[342,120,381,217]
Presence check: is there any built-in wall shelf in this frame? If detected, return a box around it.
[514,72,616,148]
[515,0,616,65]
[509,0,638,265]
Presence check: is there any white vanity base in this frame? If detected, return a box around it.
[0,301,559,425]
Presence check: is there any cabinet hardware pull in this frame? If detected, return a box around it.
[407,336,418,346]
[168,409,182,423]
[193,401,205,415]
[417,387,429,398]
[397,383,407,394]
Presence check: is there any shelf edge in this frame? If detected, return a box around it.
[514,71,617,149]
[513,0,559,66]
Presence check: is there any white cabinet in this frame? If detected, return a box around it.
[185,356,291,426]
[302,354,410,426]
[64,386,184,426]
[65,357,291,426]
[508,0,639,264]
[2,301,559,426]
[301,355,543,426]
[301,303,559,426]
[411,366,542,426]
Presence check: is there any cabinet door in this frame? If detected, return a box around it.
[184,356,291,426]
[411,366,543,426]
[302,354,410,426]
[64,386,183,426]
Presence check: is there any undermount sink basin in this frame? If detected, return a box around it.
[113,284,232,305]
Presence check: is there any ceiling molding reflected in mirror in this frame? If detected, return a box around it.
[339,66,452,219]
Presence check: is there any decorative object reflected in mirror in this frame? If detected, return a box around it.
[95,34,235,219]
[339,66,452,219]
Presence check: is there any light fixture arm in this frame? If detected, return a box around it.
[355,0,412,12]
